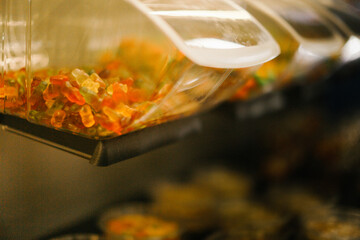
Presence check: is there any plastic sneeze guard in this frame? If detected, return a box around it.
[133,0,280,69]
[304,0,360,62]
[305,0,360,37]
[255,0,344,58]
[229,0,345,102]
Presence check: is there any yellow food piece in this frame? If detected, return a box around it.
[81,78,100,93]
[114,103,135,119]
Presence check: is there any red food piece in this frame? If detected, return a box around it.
[112,82,128,103]
[67,112,85,129]
[121,77,134,87]
[62,82,86,105]
[233,78,257,100]
[98,69,110,78]
[106,60,121,70]
[31,76,42,90]
[128,88,147,103]
[32,70,48,81]
[69,79,80,88]
[43,84,61,101]
[101,96,116,109]
[30,96,47,112]
[97,114,123,135]
[50,75,69,85]
[51,110,66,128]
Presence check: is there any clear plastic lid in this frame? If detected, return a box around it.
[304,0,360,62]
[132,0,280,69]
[304,0,360,36]
[252,0,344,57]
[314,0,360,32]
[230,0,344,101]
[231,0,301,100]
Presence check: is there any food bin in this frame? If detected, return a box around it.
[98,203,180,240]
[0,0,279,139]
[231,0,344,101]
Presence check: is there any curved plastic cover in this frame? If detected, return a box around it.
[253,0,344,57]
[313,0,360,36]
[128,0,280,69]
[302,0,360,62]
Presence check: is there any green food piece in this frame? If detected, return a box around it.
[28,110,44,122]
[79,87,97,103]
[79,86,101,112]
[30,81,48,102]
[36,81,49,92]
[47,69,57,76]
[16,74,25,88]
[7,78,16,87]
[18,87,25,96]
[134,76,156,93]
[254,71,275,87]
[46,98,65,115]
[87,127,97,135]
[118,68,132,79]
[70,104,82,112]
[83,67,95,76]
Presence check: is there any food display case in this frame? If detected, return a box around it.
[0,0,281,165]
[1,0,360,240]
[0,0,279,139]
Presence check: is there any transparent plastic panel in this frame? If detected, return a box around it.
[27,0,183,138]
[135,0,280,109]
[343,0,360,10]
[257,0,344,57]
[1,0,28,117]
[230,0,346,102]
[133,0,279,118]
[232,0,300,100]
[315,0,360,35]
[254,0,344,83]
[326,7,360,62]
[308,0,360,62]
[267,2,333,39]
[137,65,236,126]
[327,8,360,35]
[136,0,280,69]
